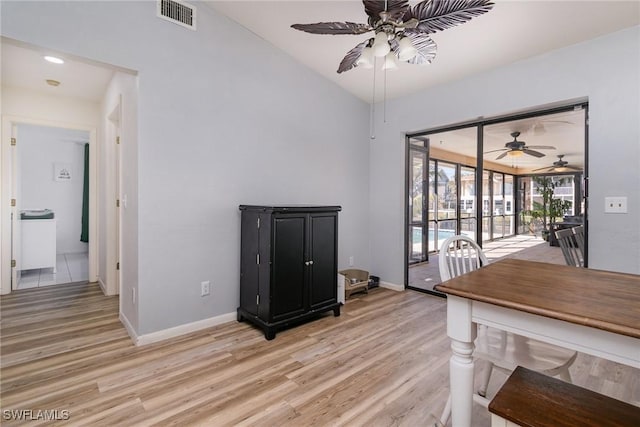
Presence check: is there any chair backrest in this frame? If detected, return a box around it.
[555,227,584,267]
[572,225,585,255]
[439,235,488,282]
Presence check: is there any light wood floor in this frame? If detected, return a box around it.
[1,282,638,426]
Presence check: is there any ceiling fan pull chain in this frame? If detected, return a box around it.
[383,66,387,124]
[370,56,377,139]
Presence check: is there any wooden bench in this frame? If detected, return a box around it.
[489,366,640,427]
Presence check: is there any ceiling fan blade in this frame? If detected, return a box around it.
[523,149,546,158]
[495,151,509,160]
[363,0,410,25]
[408,0,494,34]
[565,165,583,171]
[484,148,508,154]
[526,145,556,150]
[291,22,372,35]
[337,41,368,73]
[532,166,554,172]
[402,31,437,64]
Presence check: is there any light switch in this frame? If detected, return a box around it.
[604,196,627,214]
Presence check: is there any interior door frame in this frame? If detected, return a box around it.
[108,99,122,297]
[0,115,98,294]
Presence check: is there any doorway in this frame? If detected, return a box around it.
[14,124,91,288]
[405,103,588,294]
[5,121,98,290]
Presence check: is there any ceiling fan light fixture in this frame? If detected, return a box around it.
[507,150,523,157]
[373,31,390,57]
[291,0,493,74]
[356,45,374,68]
[397,35,417,61]
[382,51,399,70]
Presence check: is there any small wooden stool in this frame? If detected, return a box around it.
[489,366,640,427]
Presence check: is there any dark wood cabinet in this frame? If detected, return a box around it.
[237,205,341,339]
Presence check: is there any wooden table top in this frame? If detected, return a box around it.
[434,258,640,339]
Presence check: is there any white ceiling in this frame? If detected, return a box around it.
[208,0,640,103]
[1,38,115,103]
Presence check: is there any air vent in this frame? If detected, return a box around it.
[157,0,196,30]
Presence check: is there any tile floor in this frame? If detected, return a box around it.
[18,252,88,289]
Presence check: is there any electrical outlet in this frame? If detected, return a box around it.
[349,256,354,266]
[201,281,210,296]
[132,288,136,304]
[604,196,627,214]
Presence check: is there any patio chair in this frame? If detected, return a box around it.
[438,235,577,425]
[556,227,584,267]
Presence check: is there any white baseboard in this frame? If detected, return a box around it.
[133,311,237,347]
[97,277,107,295]
[380,281,404,292]
[119,311,138,344]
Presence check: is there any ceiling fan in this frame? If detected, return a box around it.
[532,155,582,172]
[291,0,494,73]
[485,131,556,160]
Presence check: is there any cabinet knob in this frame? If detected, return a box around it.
[305,260,314,266]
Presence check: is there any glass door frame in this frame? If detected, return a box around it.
[404,101,589,292]
[406,138,429,265]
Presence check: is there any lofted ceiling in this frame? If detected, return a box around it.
[2,1,634,173]
[208,0,639,103]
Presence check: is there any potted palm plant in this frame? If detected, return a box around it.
[525,176,570,241]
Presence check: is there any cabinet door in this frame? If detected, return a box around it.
[308,213,338,309]
[240,211,260,316]
[271,215,307,321]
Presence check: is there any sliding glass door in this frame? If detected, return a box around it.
[431,160,458,252]
[408,142,428,264]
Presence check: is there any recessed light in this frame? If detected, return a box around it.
[44,56,64,64]
[46,79,61,87]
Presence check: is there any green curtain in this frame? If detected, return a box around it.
[80,143,89,242]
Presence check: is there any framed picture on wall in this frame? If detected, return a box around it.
[54,163,72,181]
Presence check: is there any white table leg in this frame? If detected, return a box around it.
[450,338,475,427]
[446,296,477,427]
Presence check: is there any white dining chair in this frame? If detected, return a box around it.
[572,225,586,262]
[438,235,578,425]
[556,227,584,267]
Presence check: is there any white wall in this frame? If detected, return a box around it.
[18,123,88,254]
[370,25,640,284]
[1,1,371,335]
[101,71,139,330]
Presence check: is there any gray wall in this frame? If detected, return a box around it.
[369,25,640,284]
[2,1,371,334]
